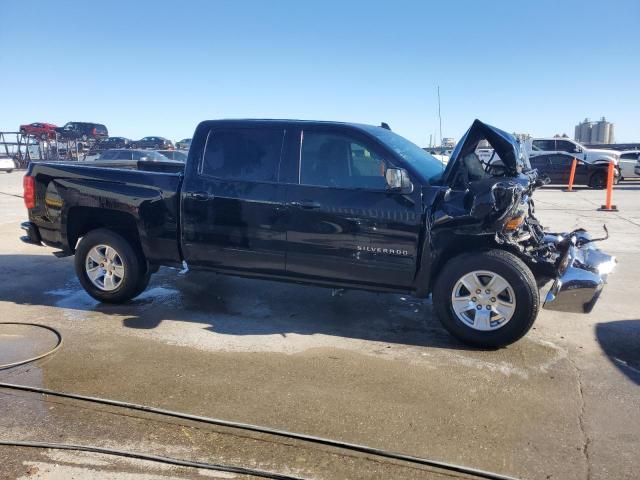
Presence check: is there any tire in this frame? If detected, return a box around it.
[589,171,607,189]
[433,249,540,348]
[6,170,13,174]
[131,266,152,299]
[74,228,148,303]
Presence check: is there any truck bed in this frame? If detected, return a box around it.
[25,161,184,266]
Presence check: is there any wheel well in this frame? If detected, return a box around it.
[588,169,606,184]
[427,236,496,293]
[67,207,142,253]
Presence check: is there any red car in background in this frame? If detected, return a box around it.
[19,122,58,140]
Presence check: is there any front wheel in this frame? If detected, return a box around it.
[433,250,540,348]
[75,228,149,303]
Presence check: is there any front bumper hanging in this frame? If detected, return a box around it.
[543,231,616,313]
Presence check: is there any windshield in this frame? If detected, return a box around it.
[360,126,445,182]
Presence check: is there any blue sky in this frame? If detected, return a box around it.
[1,0,638,145]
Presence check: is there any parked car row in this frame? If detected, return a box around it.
[529,152,619,188]
[476,136,638,188]
[18,122,191,151]
[528,137,620,165]
[19,121,108,143]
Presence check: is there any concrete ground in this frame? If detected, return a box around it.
[0,170,638,480]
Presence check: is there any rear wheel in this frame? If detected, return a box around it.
[589,171,607,189]
[75,229,149,303]
[433,250,539,348]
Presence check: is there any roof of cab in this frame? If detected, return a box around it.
[199,118,384,131]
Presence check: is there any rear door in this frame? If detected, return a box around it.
[283,127,422,289]
[180,125,288,274]
[548,154,575,184]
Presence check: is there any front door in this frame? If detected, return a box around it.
[284,128,422,289]
[181,126,288,275]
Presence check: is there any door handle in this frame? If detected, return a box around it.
[289,200,321,209]
[189,191,211,201]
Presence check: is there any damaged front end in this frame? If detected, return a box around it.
[432,119,616,313]
[541,229,616,313]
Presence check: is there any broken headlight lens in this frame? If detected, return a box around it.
[504,214,525,232]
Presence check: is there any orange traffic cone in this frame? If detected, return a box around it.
[564,158,578,192]
[598,162,618,211]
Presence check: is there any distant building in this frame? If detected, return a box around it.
[513,133,532,143]
[574,117,615,144]
[441,137,456,148]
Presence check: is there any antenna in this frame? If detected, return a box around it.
[437,86,445,172]
[437,85,443,150]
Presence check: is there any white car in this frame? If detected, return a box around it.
[619,150,640,179]
[0,154,15,173]
[528,138,619,166]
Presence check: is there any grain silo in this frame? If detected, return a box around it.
[579,119,592,143]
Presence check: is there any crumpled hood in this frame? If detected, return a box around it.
[443,120,528,182]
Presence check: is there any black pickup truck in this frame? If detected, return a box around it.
[21,119,616,347]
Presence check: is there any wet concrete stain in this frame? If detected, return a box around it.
[0,324,60,366]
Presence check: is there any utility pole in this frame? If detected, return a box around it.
[437,86,443,150]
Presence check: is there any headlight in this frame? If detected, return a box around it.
[504,214,525,232]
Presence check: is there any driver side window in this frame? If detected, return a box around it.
[300,131,387,189]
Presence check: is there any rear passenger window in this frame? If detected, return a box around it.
[300,131,387,189]
[202,128,284,182]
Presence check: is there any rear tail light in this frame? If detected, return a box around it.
[92,128,97,136]
[23,176,36,209]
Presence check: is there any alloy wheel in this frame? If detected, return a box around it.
[450,270,516,331]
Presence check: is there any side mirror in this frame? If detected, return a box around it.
[385,168,413,193]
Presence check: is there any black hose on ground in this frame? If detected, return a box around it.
[0,323,62,370]
[0,382,521,480]
[0,440,306,480]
